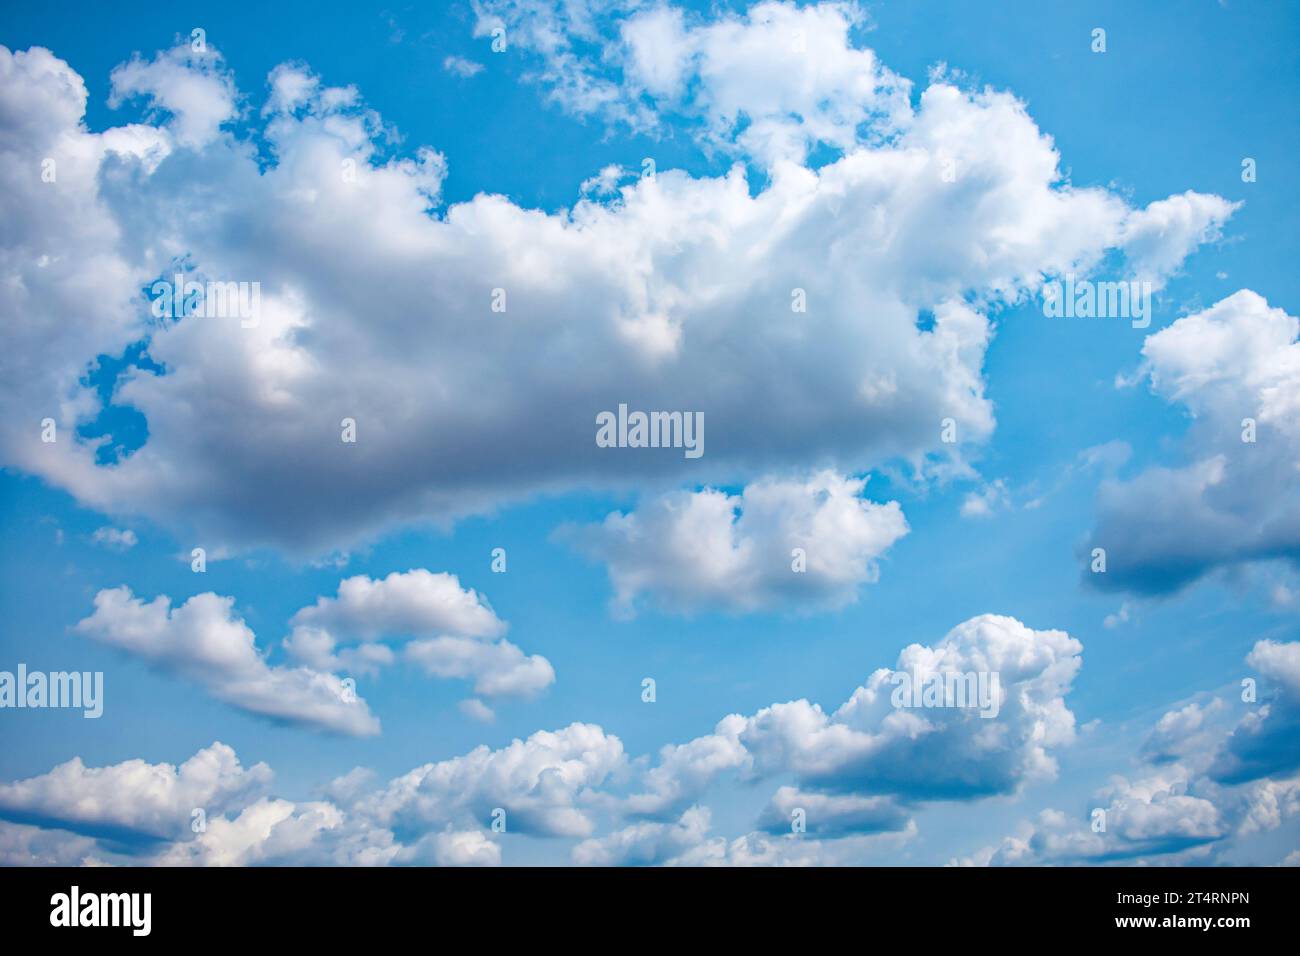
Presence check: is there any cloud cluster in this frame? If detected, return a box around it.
[75,569,553,735]
[0,726,620,866]
[76,587,382,736]
[11,622,1296,867]
[2,612,1079,866]
[960,639,1300,865]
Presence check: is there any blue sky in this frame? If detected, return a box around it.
[0,0,1298,866]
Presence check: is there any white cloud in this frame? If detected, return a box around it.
[0,38,1235,557]
[75,587,381,736]
[740,614,1081,799]
[91,526,137,551]
[443,55,485,79]
[962,641,1300,866]
[957,768,1227,866]
[0,821,104,866]
[458,698,496,722]
[1088,291,1300,595]
[1140,699,1226,763]
[291,569,506,640]
[960,478,1009,519]
[0,742,269,842]
[1211,639,1300,784]
[567,471,908,615]
[285,569,554,698]
[619,614,1082,838]
[1120,191,1239,288]
[355,722,626,838]
[754,786,910,837]
[573,804,713,866]
[108,45,237,149]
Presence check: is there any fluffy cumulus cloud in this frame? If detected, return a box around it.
[75,587,382,736]
[353,723,626,839]
[107,43,238,149]
[1087,291,1300,595]
[0,743,269,845]
[75,570,552,734]
[284,569,554,698]
[740,614,1081,800]
[565,471,908,615]
[619,613,1082,841]
[1210,640,1300,785]
[0,16,1234,560]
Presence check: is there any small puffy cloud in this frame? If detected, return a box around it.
[1236,775,1300,836]
[1119,191,1239,288]
[108,44,237,148]
[285,570,554,699]
[75,587,381,736]
[404,635,554,697]
[1102,601,1134,630]
[483,0,912,164]
[1140,699,1227,764]
[443,55,484,78]
[291,570,506,640]
[91,526,137,551]
[960,478,1009,519]
[580,163,626,196]
[566,471,908,615]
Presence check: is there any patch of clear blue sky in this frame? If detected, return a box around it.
[1,0,1296,861]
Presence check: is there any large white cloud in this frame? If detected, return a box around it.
[0,25,1234,557]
